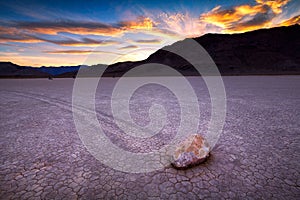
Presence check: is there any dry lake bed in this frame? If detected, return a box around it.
[0,76,299,199]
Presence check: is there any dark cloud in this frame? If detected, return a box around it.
[44,50,124,55]
[3,17,154,37]
[134,39,161,44]
[13,20,123,36]
[118,45,138,50]
[0,29,42,43]
[229,11,275,31]
[0,27,120,46]
[42,37,120,46]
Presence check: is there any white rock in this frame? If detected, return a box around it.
[171,134,210,169]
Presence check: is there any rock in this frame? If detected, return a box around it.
[171,134,210,169]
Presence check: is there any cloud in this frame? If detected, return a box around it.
[256,0,290,14]
[200,0,291,33]
[42,37,120,47]
[0,27,120,46]
[118,45,138,50]
[143,12,209,38]
[119,16,154,30]
[0,26,43,43]
[6,17,155,37]
[13,20,123,36]
[0,34,42,43]
[279,14,300,26]
[44,50,124,55]
[133,39,161,44]
[0,16,159,46]
[81,38,120,46]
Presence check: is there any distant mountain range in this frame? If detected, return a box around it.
[0,62,49,78]
[37,66,85,75]
[1,24,299,78]
[0,62,84,78]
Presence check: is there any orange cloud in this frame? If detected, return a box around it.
[202,4,267,28]
[256,0,290,14]
[201,0,291,33]
[12,17,154,37]
[16,21,124,36]
[120,17,154,30]
[0,26,43,43]
[0,26,120,46]
[279,15,300,26]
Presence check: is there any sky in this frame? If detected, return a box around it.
[0,0,299,67]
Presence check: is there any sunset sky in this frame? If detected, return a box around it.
[0,0,299,67]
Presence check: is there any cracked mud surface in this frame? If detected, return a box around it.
[0,76,299,199]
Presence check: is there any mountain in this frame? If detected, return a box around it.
[0,62,85,78]
[195,24,300,75]
[105,24,300,76]
[1,24,299,78]
[0,62,50,78]
[36,66,83,76]
[54,64,107,78]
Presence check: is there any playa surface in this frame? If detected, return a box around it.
[0,76,299,199]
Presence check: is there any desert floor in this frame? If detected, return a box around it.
[0,76,299,199]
